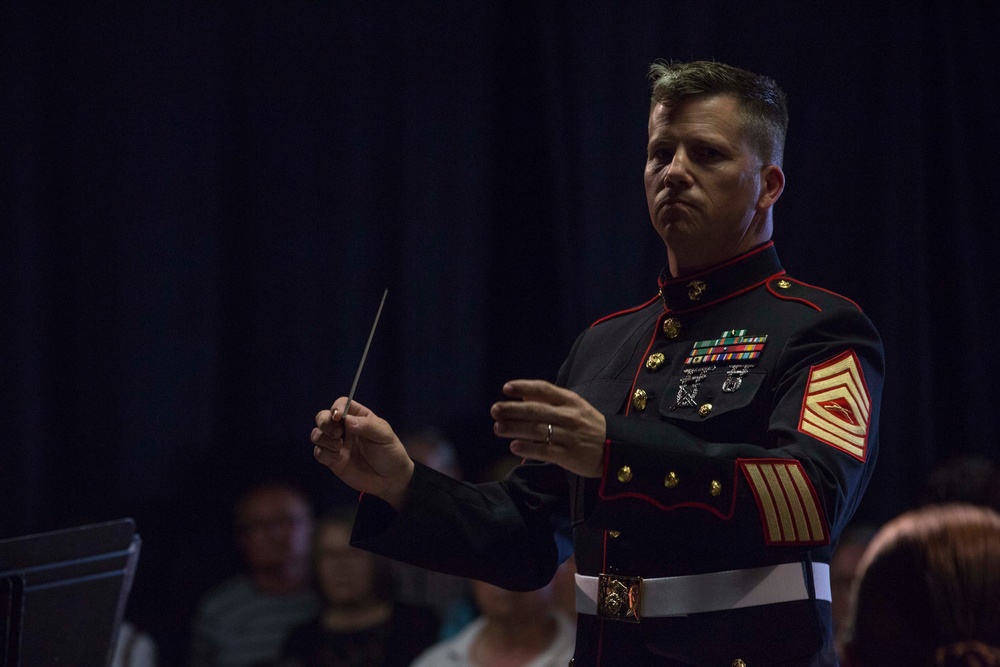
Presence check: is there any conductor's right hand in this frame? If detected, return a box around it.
[312,398,414,510]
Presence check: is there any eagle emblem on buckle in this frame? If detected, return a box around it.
[597,573,642,623]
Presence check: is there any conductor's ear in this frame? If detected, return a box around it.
[757,164,784,211]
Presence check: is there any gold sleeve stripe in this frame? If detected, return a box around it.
[799,349,872,462]
[788,464,826,541]
[743,463,782,541]
[741,460,829,545]
[760,464,797,541]
[775,465,812,541]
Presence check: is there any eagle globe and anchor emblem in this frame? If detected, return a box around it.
[597,574,642,623]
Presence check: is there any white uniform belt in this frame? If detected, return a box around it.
[575,562,830,620]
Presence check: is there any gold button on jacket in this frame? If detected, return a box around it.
[645,352,665,370]
[632,388,648,411]
[662,317,682,338]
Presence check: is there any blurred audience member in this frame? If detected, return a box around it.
[403,429,464,481]
[393,430,475,640]
[410,576,574,667]
[831,522,879,644]
[549,554,577,623]
[112,620,158,667]
[277,507,439,666]
[191,482,319,667]
[919,455,1000,512]
[412,452,572,667]
[841,504,1000,667]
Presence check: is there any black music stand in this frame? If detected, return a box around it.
[0,519,141,667]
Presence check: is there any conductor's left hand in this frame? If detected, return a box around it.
[491,380,606,478]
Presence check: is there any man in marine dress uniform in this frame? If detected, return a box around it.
[311,60,883,666]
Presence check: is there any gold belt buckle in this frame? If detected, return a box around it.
[597,573,642,623]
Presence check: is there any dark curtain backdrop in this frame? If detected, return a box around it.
[3,1,999,662]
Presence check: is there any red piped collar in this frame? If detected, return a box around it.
[658,242,785,313]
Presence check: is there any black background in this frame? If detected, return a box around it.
[3,2,999,663]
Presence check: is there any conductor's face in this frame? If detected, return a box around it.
[644,94,780,273]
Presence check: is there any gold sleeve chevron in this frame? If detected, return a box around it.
[797,348,871,461]
[740,459,829,545]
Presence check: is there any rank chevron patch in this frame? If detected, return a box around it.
[740,459,829,545]
[798,349,871,461]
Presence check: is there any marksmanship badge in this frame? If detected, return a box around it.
[722,364,754,392]
[673,366,715,409]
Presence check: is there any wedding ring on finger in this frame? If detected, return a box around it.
[545,423,553,443]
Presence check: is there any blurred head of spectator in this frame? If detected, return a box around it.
[402,429,463,480]
[277,507,439,666]
[311,507,393,623]
[190,482,319,667]
[235,482,315,595]
[919,455,999,511]
[841,504,1000,667]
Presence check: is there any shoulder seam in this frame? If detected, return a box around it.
[590,294,661,328]
[767,277,863,313]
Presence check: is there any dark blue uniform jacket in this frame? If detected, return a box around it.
[352,243,884,666]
